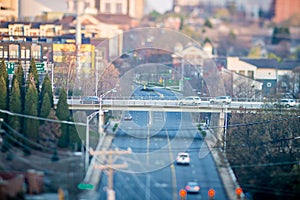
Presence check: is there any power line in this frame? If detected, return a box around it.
[0,109,85,126]
[231,160,300,168]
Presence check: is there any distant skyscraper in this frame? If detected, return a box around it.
[0,0,19,21]
[271,0,300,23]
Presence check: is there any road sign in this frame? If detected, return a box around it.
[5,62,15,75]
[77,183,94,190]
[36,63,45,73]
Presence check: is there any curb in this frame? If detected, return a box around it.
[205,129,245,200]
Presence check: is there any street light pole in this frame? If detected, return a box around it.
[85,88,116,171]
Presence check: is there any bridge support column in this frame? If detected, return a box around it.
[217,111,225,147]
[98,110,105,136]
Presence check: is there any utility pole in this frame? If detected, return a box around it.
[90,148,131,200]
[76,0,82,88]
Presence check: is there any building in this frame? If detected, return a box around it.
[173,0,200,13]
[19,0,68,20]
[271,0,300,24]
[0,0,19,21]
[66,0,144,19]
[97,0,144,19]
[227,57,300,96]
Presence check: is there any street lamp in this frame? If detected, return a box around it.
[85,88,116,171]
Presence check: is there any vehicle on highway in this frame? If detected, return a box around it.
[124,113,133,121]
[176,152,190,165]
[179,96,201,106]
[185,181,200,193]
[80,96,100,104]
[209,96,232,104]
[273,99,296,108]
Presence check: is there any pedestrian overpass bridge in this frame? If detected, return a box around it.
[64,99,275,113]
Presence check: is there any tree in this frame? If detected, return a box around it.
[40,74,54,109]
[0,59,9,111]
[271,27,290,45]
[0,59,8,80]
[39,110,61,148]
[97,63,120,96]
[39,93,51,120]
[226,109,300,199]
[13,65,25,112]
[8,78,22,133]
[56,88,70,148]
[204,18,213,28]
[0,76,7,120]
[23,75,39,142]
[28,58,39,91]
[248,46,262,58]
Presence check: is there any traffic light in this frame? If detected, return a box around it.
[208,188,215,199]
[179,189,187,200]
[236,187,243,198]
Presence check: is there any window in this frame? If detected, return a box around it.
[21,49,25,59]
[239,70,245,75]
[105,3,111,13]
[31,45,41,59]
[247,70,254,79]
[4,50,8,58]
[26,49,30,58]
[116,3,122,13]
[9,44,19,59]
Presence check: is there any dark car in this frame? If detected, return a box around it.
[80,96,100,104]
[185,181,200,193]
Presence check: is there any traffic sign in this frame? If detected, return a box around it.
[36,62,45,73]
[5,62,15,75]
[77,183,94,190]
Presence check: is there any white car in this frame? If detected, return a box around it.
[176,152,190,165]
[273,99,296,108]
[179,96,201,106]
[209,96,232,104]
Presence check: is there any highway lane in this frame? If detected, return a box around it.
[97,112,227,200]
[97,87,227,199]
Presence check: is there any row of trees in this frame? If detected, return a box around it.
[226,108,300,199]
[0,58,81,155]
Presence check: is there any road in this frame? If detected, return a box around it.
[96,87,228,200]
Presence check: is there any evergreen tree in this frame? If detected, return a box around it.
[56,88,70,148]
[0,59,8,80]
[8,78,22,133]
[28,58,39,91]
[40,74,53,108]
[0,59,9,111]
[39,93,51,119]
[69,117,82,151]
[23,78,39,142]
[0,76,7,120]
[13,65,25,112]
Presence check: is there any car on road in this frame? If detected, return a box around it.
[124,113,133,121]
[179,96,201,106]
[176,152,190,165]
[185,181,200,193]
[273,99,296,108]
[209,96,232,104]
[80,96,100,104]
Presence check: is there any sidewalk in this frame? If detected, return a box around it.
[78,132,115,200]
[205,128,244,200]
